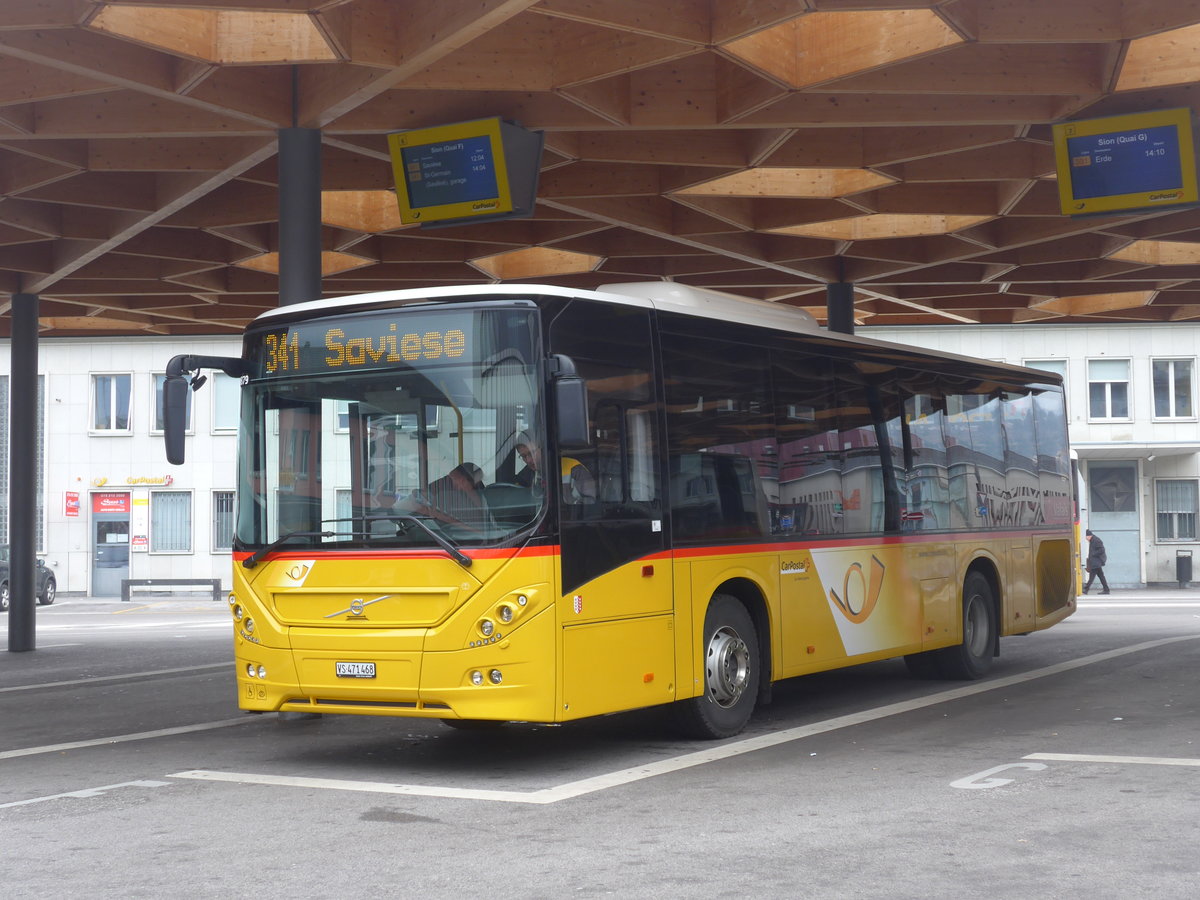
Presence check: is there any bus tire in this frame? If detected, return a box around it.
[935,571,996,680]
[673,593,759,739]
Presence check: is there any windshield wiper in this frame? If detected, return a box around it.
[242,529,334,569]
[364,515,473,568]
[241,516,473,570]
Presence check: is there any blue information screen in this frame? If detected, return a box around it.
[400,135,499,209]
[1066,124,1182,199]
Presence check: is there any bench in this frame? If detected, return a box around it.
[121,578,223,603]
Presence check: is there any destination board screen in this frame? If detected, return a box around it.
[388,118,543,227]
[1065,124,1182,199]
[1052,108,1198,216]
[400,135,501,212]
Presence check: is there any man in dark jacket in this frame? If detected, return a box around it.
[1083,529,1110,594]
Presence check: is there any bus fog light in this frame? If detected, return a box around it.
[489,669,503,684]
[480,619,494,637]
[498,605,513,623]
[257,665,267,679]
[470,670,484,686]
[246,664,256,678]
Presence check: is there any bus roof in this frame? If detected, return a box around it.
[252,282,1061,387]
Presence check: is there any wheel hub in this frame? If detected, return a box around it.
[705,625,751,708]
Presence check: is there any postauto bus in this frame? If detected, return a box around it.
[163,282,1075,738]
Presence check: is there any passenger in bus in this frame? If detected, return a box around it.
[513,434,543,491]
[412,462,492,532]
[562,456,596,505]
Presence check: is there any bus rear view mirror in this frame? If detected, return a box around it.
[163,374,190,464]
[555,375,590,450]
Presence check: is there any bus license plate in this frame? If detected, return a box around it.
[335,662,376,679]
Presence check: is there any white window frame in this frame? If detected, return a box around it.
[151,373,194,435]
[91,372,134,434]
[212,372,240,433]
[1155,478,1198,543]
[149,489,193,553]
[212,490,236,552]
[1150,357,1196,421]
[1086,358,1132,422]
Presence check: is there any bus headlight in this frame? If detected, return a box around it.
[479,619,494,637]
[497,605,514,624]
[233,604,243,621]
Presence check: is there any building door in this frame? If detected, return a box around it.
[1087,462,1139,587]
[91,492,131,596]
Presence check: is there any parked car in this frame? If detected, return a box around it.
[0,545,56,611]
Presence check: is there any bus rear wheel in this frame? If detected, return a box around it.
[673,593,759,739]
[935,571,996,680]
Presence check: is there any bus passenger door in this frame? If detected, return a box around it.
[550,301,674,719]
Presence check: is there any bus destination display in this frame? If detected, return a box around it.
[1053,108,1198,216]
[254,312,472,377]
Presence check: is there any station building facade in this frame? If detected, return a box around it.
[1,336,240,597]
[4,322,1198,593]
[862,321,1200,588]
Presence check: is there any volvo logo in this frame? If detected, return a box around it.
[325,594,391,619]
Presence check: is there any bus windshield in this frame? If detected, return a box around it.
[235,305,544,551]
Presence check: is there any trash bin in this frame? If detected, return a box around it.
[1176,549,1192,588]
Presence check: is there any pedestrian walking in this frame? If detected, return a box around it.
[1083,529,1110,594]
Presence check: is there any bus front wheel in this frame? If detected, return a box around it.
[935,571,996,680]
[673,593,759,739]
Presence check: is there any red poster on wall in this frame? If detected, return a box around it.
[92,492,131,514]
[65,491,80,517]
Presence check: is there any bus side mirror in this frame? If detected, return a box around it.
[163,374,190,465]
[555,375,590,450]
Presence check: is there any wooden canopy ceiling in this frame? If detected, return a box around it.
[5,0,1200,336]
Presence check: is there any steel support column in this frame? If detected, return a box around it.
[826,282,855,335]
[8,292,38,652]
[277,126,322,306]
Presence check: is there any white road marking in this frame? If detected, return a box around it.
[1025,752,1200,768]
[171,634,1200,805]
[950,762,1048,790]
[0,717,258,761]
[1078,601,1200,608]
[0,780,171,810]
[0,662,229,694]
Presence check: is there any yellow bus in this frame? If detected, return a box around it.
[163,282,1076,738]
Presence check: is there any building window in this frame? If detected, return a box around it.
[213,491,236,551]
[1087,359,1130,420]
[152,374,193,433]
[213,373,240,432]
[1152,358,1194,419]
[1025,358,1067,386]
[150,491,192,552]
[92,373,132,432]
[1156,480,1198,541]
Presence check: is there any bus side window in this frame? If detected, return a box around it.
[661,331,772,542]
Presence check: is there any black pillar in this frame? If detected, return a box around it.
[826,281,855,334]
[277,126,322,306]
[8,292,38,652]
